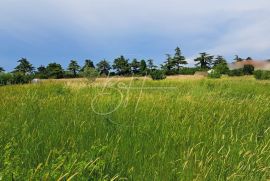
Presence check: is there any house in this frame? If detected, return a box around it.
[228,60,270,70]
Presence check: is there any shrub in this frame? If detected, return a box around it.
[243,65,254,75]
[214,63,229,74]
[208,70,221,79]
[254,70,270,80]
[228,69,244,76]
[12,73,34,84]
[0,73,34,85]
[178,68,197,75]
[0,73,13,85]
[150,70,166,80]
[83,67,99,82]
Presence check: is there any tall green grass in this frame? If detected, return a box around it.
[0,78,270,180]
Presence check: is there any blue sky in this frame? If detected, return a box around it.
[0,0,270,71]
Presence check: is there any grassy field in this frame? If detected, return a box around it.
[0,76,270,180]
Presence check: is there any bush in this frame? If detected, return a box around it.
[254,70,270,80]
[0,73,13,85]
[150,70,166,80]
[228,69,244,76]
[208,70,221,79]
[83,67,99,82]
[243,65,254,75]
[214,63,229,74]
[0,73,33,85]
[178,68,197,75]
[12,73,34,84]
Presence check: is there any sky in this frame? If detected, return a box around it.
[0,0,270,71]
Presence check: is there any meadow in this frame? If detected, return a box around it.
[0,76,270,180]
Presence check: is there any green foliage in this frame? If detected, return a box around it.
[35,66,48,79]
[228,69,244,76]
[213,56,229,75]
[81,59,95,72]
[68,60,80,77]
[130,59,140,74]
[147,59,156,72]
[0,72,33,85]
[0,67,5,73]
[150,70,166,80]
[12,72,34,84]
[13,58,35,75]
[254,70,270,80]
[140,60,147,75]
[194,52,214,69]
[0,73,13,85]
[172,47,187,70]
[113,56,131,75]
[178,67,197,75]
[97,59,111,76]
[46,63,64,79]
[83,67,99,82]
[208,70,221,79]
[243,65,255,75]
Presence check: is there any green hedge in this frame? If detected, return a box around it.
[0,73,33,86]
[254,70,270,80]
[150,70,166,80]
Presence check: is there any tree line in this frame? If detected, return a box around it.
[0,47,233,77]
[1,46,265,84]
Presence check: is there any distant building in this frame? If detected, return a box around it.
[228,60,270,70]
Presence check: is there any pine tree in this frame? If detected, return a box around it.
[14,58,34,75]
[172,47,187,71]
[68,60,80,77]
[194,53,214,69]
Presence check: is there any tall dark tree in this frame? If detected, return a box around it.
[161,54,174,72]
[213,56,227,67]
[172,47,187,71]
[234,55,243,62]
[140,59,147,75]
[81,59,95,71]
[113,56,130,75]
[14,58,34,75]
[194,52,214,69]
[68,60,80,77]
[213,56,229,74]
[36,65,48,78]
[147,59,156,71]
[0,67,5,73]
[46,63,64,79]
[130,59,140,74]
[97,59,111,75]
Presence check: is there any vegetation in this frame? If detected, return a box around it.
[208,70,221,78]
[46,63,64,79]
[83,67,99,82]
[68,60,81,77]
[243,65,255,75]
[194,52,214,69]
[0,78,270,180]
[96,59,111,76]
[0,47,268,85]
[213,56,229,74]
[254,70,270,80]
[0,67,5,73]
[13,58,35,75]
[228,69,244,76]
[150,70,166,80]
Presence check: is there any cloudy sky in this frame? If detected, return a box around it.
[0,0,270,71]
